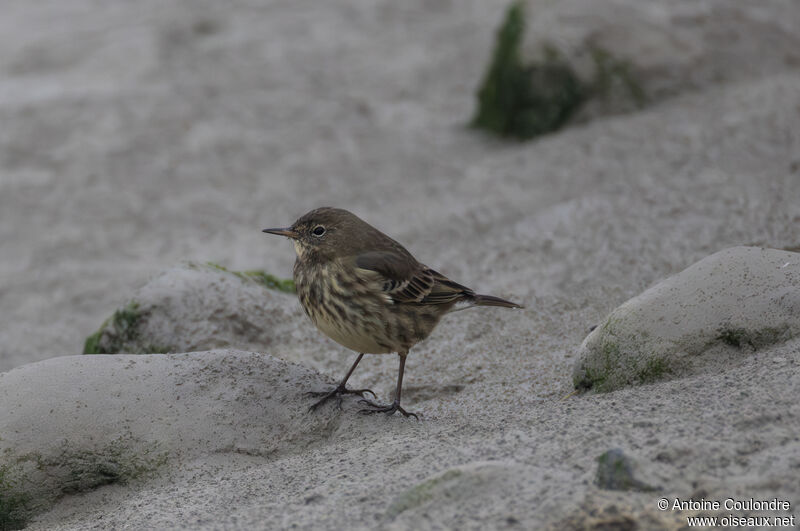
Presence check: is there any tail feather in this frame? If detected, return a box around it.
[471,293,524,309]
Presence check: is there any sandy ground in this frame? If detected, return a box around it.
[1,0,799,529]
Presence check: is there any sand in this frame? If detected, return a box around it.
[1,0,799,529]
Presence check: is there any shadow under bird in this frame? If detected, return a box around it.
[263,207,523,419]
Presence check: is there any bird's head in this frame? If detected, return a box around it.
[263,207,373,261]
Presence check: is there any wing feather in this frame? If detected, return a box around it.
[354,251,473,305]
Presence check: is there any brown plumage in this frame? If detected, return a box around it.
[263,207,522,418]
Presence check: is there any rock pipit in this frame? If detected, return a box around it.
[264,207,522,418]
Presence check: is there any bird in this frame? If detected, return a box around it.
[263,207,522,419]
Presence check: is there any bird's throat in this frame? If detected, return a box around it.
[292,240,306,259]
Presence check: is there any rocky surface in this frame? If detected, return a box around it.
[595,449,658,493]
[4,345,799,530]
[0,351,332,522]
[82,264,302,355]
[574,247,800,392]
[1,0,799,529]
[522,0,800,120]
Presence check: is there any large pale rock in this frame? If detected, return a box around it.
[522,0,800,118]
[84,264,304,355]
[0,350,344,524]
[573,247,800,392]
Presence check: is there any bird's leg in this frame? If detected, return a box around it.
[307,353,375,411]
[359,351,419,420]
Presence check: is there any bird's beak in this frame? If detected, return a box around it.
[262,227,299,239]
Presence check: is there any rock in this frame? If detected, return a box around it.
[555,495,681,531]
[595,449,657,492]
[574,247,800,392]
[0,350,341,526]
[384,461,535,528]
[470,1,585,139]
[520,0,800,121]
[472,0,800,139]
[83,263,300,355]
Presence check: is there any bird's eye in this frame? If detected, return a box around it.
[312,225,326,237]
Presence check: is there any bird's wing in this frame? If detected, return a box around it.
[354,251,473,305]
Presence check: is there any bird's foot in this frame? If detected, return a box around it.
[307,385,376,411]
[358,399,419,420]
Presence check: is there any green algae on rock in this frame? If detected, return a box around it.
[82,264,299,355]
[83,301,168,354]
[205,262,295,293]
[0,352,326,529]
[0,463,31,531]
[595,449,657,492]
[471,2,585,140]
[471,2,652,141]
[0,441,166,530]
[574,247,800,392]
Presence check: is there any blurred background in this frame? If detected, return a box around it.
[0,0,506,371]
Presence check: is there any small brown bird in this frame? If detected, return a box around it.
[263,207,522,418]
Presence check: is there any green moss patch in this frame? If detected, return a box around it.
[0,465,30,531]
[595,449,656,492]
[205,262,296,293]
[574,337,620,392]
[239,270,295,293]
[471,2,585,139]
[0,440,167,529]
[84,301,144,354]
[575,315,674,392]
[51,440,168,495]
[82,329,103,356]
[83,300,171,355]
[83,263,295,355]
[636,357,672,384]
[717,326,790,350]
[386,469,464,519]
[577,350,671,392]
[471,2,645,140]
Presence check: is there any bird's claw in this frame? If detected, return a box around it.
[307,386,376,412]
[349,388,376,399]
[306,387,374,399]
[358,399,419,420]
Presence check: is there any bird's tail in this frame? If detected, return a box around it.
[471,294,524,309]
